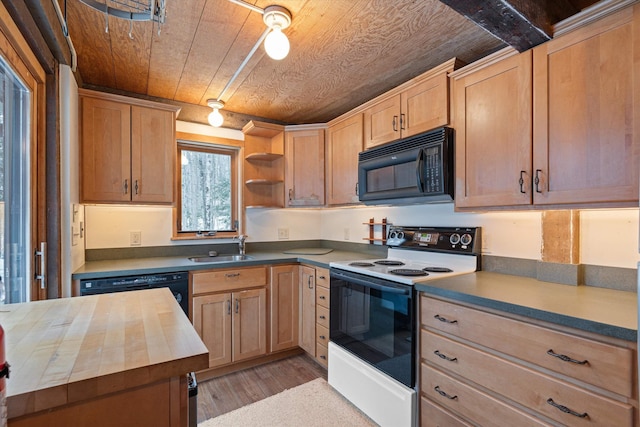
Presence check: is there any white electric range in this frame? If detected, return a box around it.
[328,226,481,427]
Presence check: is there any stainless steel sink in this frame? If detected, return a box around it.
[188,254,254,263]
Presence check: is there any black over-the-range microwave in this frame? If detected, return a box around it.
[357,126,454,205]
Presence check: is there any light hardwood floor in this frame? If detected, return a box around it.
[196,354,327,423]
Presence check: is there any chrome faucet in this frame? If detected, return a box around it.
[235,235,247,255]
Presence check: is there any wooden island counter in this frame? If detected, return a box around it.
[0,288,208,426]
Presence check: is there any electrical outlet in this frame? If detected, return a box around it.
[344,227,350,240]
[130,231,142,246]
[278,228,289,240]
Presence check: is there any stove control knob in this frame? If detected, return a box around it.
[461,234,473,246]
[449,233,461,245]
[397,231,404,240]
[389,231,397,239]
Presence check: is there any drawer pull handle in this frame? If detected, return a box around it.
[319,335,326,340]
[434,386,457,400]
[434,314,458,324]
[320,355,327,360]
[546,398,588,419]
[225,273,240,278]
[319,275,326,280]
[319,295,326,300]
[319,315,326,320]
[547,349,588,365]
[434,350,457,362]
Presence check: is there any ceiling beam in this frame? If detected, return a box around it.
[438,0,579,52]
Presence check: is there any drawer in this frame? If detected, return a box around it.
[420,397,472,427]
[421,296,634,397]
[316,324,329,347]
[421,330,633,427]
[421,364,550,427]
[316,285,330,308]
[192,267,268,295]
[316,305,329,329]
[316,267,330,288]
[316,342,328,368]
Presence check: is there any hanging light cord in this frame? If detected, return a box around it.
[215,27,270,102]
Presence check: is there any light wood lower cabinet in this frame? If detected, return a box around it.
[419,295,637,427]
[314,267,330,367]
[191,268,268,369]
[299,265,316,355]
[270,265,299,352]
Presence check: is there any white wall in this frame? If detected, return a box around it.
[60,65,83,297]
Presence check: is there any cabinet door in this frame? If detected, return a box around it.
[285,129,325,206]
[131,106,175,203]
[533,6,640,205]
[363,95,401,148]
[401,72,449,138]
[299,266,316,355]
[454,51,533,208]
[270,265,299,352]
[232,288,267,362]
[81,96,131,202]
[327,114,363,205]
[192,293,232,368]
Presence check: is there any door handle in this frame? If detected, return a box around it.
[34,242,46,289]
[534,169,543,193]
[392,115,398,132]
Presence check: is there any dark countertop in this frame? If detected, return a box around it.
[72,249,376,279]
[415,271,637,342]
[73,252,637,342]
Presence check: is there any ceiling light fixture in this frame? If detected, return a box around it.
[207,100,225,127]
[205,1,293,128]
[263,5,292,60]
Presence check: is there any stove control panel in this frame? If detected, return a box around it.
[387,226,480,254]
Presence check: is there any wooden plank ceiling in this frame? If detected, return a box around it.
[61,0,598,128]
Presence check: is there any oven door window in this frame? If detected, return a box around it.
[330,275,414,387]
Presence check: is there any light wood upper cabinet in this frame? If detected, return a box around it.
[80,89,179,204]
[453,50,533,209]
[453,4,640,210]
[285,127,325,207]
[326,114,363,205]
[532,5,640,206]
[363,60,457,149]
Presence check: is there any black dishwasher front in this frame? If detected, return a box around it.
[79,272,189,316]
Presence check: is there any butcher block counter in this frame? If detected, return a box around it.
[1,288,209,427]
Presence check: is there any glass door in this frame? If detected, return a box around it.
[0,56,31,303]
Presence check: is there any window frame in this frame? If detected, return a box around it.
[173,135,241,240]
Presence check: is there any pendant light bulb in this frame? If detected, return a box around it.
[264,26,289,60]
[263,5,291,61]
[207,99,225,127]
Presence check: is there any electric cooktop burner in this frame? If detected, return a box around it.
[349,262,376,267]
[374,260,405,266]
[390,269,429,277]
[422,266,454,273]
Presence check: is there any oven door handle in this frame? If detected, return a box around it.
[330,271,410,295]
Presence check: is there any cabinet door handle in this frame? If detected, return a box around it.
[392,115,398,132]
[308,276,314,289]
[355,182,359,196]
[34,242,47,289]
[288,188,293,201]
[546,398,588,418]
[227,299,231,315]
[134,180,139,195]
[546,349,588,365]
[123,179,129,194]
[434,350,457,362]
[400,113,405,130]
[235,298,239,314]
[519,171,527,194]
[434,314,457,324]
[434,386,457,400]
[534,169,543,193]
